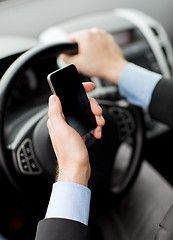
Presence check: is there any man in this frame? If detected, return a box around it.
[35,28,173,240]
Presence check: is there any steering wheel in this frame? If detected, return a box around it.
[0,42,144,213]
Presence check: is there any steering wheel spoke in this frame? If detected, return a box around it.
[6,108,47,176]
[15,138,42,175]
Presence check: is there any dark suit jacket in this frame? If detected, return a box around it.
[35,218,90,240]
[149,79,173,240]
[35,79,173,240]
[149,79,173,128]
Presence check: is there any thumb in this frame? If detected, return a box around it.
[48,95,64,125]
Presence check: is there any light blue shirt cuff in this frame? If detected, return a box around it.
[45,182,91,226]
[119,63,162,109]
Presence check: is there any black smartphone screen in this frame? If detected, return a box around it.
[47,64,97,136]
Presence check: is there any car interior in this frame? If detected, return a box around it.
[0,0,173,239]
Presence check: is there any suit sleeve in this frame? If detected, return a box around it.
[149,79,173,240]
[35,218,90,240]
[149,79,173,128]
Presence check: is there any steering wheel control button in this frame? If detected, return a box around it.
[19,149,25,160]
[110,107,135,141]
[24,142,32,157]
[28,159,39,172]
[22,162,30,172]
[16,138,41,175]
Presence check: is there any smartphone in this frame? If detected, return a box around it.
[47,64,97,136]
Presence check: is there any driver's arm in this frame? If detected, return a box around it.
[62,28,173,128]
[35,82,105,240]
[61,28,162,110]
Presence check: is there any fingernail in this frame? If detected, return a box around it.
[49,95,57,105]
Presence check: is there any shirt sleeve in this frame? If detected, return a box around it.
[45,181,91,226]
[118,63,162,109]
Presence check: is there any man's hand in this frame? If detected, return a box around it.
[61,28,128,85]
[47,82,105,187]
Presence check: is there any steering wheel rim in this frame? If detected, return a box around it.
[109,104,144,196]
[0,42,78,185]
[89,101,144,199]
[0,42,144,205]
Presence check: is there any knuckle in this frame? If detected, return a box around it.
[84,29,93,39]
[89,97,95,103]
[91,27,101,33]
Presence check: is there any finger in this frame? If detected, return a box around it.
[48,95,65,126]
[47,118,60,159]
[82,82,95,93]
[47,119,56,148]
[60,53,75,63]
[95,115,105,127]
[93,126,102,139]
[90,27,104,33]
[82,135,86,142]
[48,95,72,146]
[68,29,88,41]
[47,118,52,135]
[89,98,103,116]
[48,95,62,116]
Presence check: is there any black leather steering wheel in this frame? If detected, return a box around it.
[0,42,144,212]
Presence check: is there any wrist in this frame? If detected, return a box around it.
[103,59,128,85]
[56,164,91,187]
